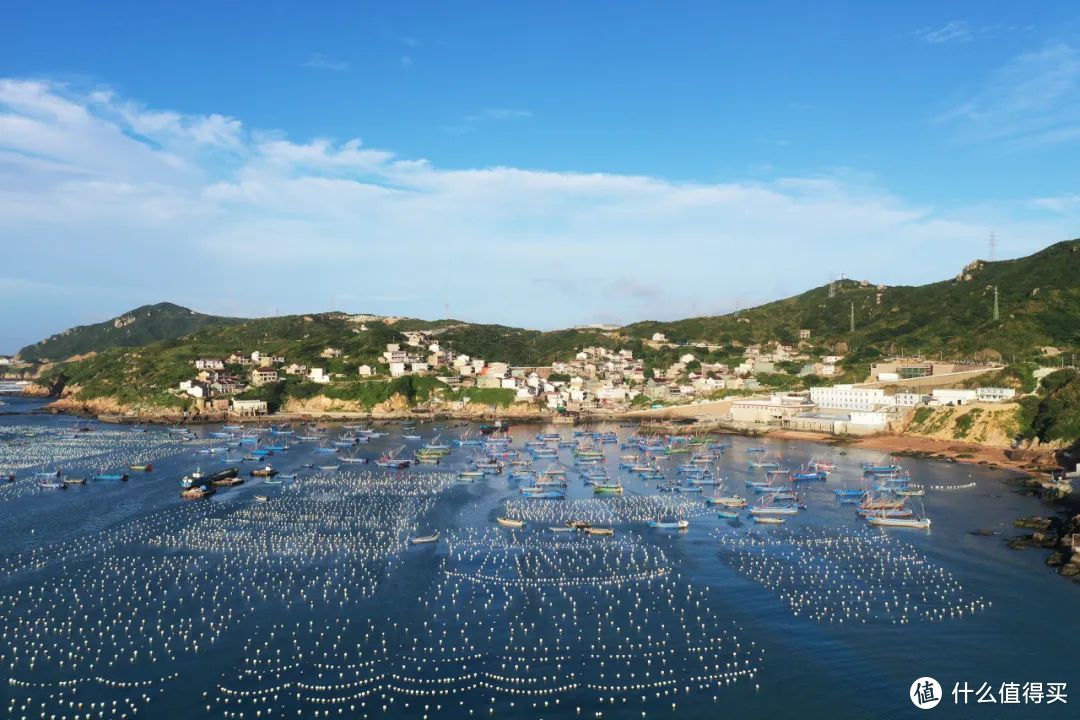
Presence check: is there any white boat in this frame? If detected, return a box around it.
[869,515,931,529]
[410,531,439,544]
[496,517,525,529]
[647,519,689,530]
[753,516,785,525]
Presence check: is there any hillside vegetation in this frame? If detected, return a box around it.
[19,302,245,362]
[625,240,1080,364]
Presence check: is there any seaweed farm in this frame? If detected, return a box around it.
[0,397,1076,718]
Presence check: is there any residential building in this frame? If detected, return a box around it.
[810,384,890,411]
[251,368,279,386]
[231,399,268,416]
[357,365,373,377]
[308,368,330,384]
[195,358,224,371]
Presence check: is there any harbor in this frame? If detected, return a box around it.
[0,394,1076,718]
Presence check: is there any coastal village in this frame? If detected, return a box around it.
[158,318,1028,440]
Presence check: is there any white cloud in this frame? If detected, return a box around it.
[916,21,974,45]
[303,53,349,72]
[939,43,1080,146]
[0,77,1075,352]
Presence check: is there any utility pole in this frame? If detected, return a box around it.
[993,286,999,322]
[849,301,855,333]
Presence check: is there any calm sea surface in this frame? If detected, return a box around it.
[0,395,1076,719]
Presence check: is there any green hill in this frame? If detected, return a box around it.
[624,239,1080,362]
[27,239,1080,411]
[18,302,246,362]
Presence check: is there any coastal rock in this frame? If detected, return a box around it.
[1013,516,1054,531]
[1059,563,1080,577]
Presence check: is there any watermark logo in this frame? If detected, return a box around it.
[911,677,943,710]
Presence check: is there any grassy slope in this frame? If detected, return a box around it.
[19,302,246,362]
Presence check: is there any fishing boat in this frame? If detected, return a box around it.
[521,486,565,499]
[254,494,269,502]
[584,526,615,536]
[180,485,214,500]
[317,464,341,471]
[458,469,485,479]
[868,513,931,529]
[39,478,67,489]
[706,496,747,508]
[896,488,926,497]
[791,470,828,482]
[753,516,785,525]
[717,510,740,519]
[549,526,575,533]
[277,473,298,480]
[212,475,244,487]
[410,531,440,544]
[496,517,525,529]
[593,481,624,494]
[833,487,866,497]
[129,463,154,472]
[647,519,689,530]
[250,466,278,478]
[92,473,128,481]
[376,446,411,469]
[750,503,800,516]
[64,476,86,485]
[863,463,902,475]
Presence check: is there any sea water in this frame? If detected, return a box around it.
[0,396,1076,719]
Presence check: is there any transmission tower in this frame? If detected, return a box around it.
[989,231,997,261]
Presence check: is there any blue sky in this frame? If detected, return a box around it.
[1,2,1079,353]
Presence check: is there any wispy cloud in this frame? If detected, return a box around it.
[443,108,533,134]
[0,78,1075,349]
[916,20,975,45]
[303,53,349,72]
[1031,193,1080,213]
[938,43,1080,147]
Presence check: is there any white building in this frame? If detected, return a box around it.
[195,358,224,371]
[932,388,978,405]
[308,368,330,384]
[231,399,268,416]
[388,362,407,377]
[810,384,891,411]
[975,387,1017,402]
[894,392,927,407]
[357,365,373,377]
[731,394,815,424]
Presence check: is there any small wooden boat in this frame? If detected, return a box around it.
[496,517,525,529]
[180,486,214,500]
[647,519,689,530]
[717,510,740,519]
[129,463,153,472]
[566,519,592,530]
[753,516,785,525]
[706,496,747,508]
[549,526,575,533]
[250,466,278,478]
[584,527,614,536]
[254,494,269,502]
[92,473,128,481]
[410,531,440,544]
[64,476,86,485]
